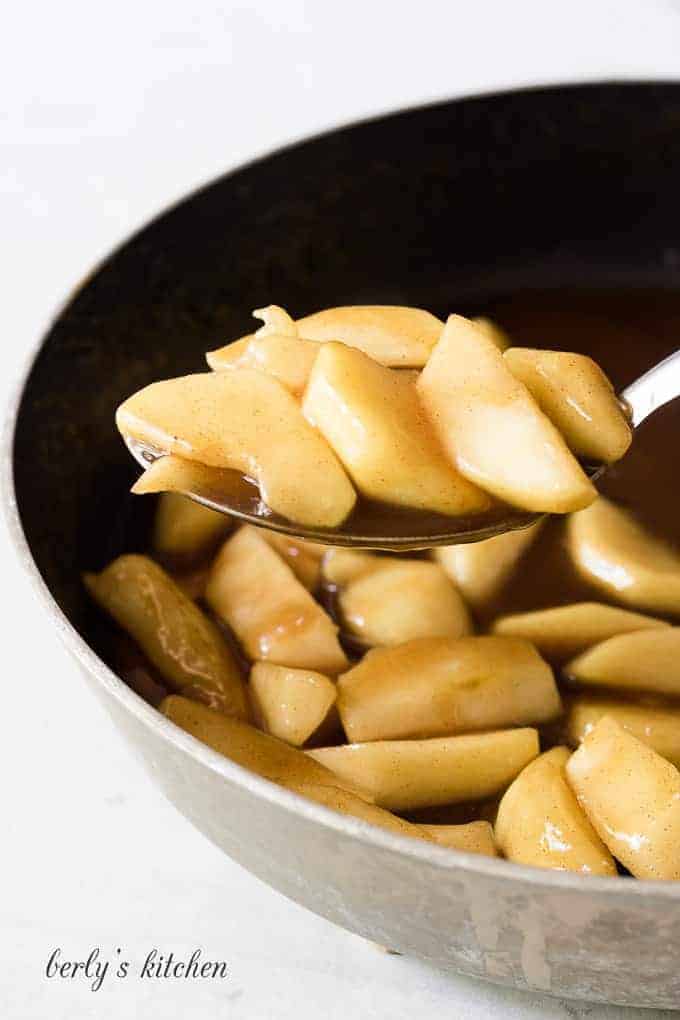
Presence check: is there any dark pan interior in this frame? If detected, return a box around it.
[13,81,680,651]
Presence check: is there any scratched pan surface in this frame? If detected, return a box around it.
[7,82,680,1007]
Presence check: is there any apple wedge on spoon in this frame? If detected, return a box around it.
[296,304,443,366]
[417,315,597,513]
[503,347,632,463]
[302,342,490,516]
[207,304,442,374]
[116,368,356,528]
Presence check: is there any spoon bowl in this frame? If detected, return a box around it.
[126,351,679,550]
[126,436,547,550]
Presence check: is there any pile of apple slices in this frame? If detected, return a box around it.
[85,461,680,877]
[116,304,632,527]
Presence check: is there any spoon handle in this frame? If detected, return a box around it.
[622,349,680,428]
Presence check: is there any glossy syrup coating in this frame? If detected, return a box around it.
[117,368,357,527]
[566,717,680,880]
[495,747,616,875]
[336,636,560,742]
[302,341,490,516]
[417,315,596,513]
[205,526,348,675]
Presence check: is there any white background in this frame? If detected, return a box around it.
[3,2,680,1017]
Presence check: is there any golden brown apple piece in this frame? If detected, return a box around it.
[417,315,596,512]
[84,555,248,719]
[338,559,472,646]
[433,519,542,613]
[337,636,560,742]
[249,663,337,747]
[492,602,669,664]
[564,628,680,697]
[208,304,441,371]
[208,334,321,395]
[151,489,233,569]
[259,533,326,591]
[207,306,321,397]
[205,526,348,674]
[141,458,324,591]
[567,497,680,615]
[566,716,680,879]
[161,696,371,800]
[132,452,235,498]
[321,548,379,587]
[504,348,632,463]
[207,306,286,363]
[207,304,299,369]
[307,728,539,811]
[564,693,680,769]
[495,747,616,875]
[251,304,298,337]
[286,782,433,842]
[302,342,490,516]
[296,305,444,366]
[117,368,356,528]
[420,820,498,856]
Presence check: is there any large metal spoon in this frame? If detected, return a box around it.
[127,349,680,551]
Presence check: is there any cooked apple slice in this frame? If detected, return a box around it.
[117,369,356,528]
[321,548,379,587]
[206,336,251,369]
[249,663,337,747]
[207,334,321,395]
[208,304,440,370]
[161,695,370,799]
[84,555,248,719]
[287,783,433,842]
[296,305,443,366]
[251,304,298,337]
[565,628,680,696]
[303,342,490,515]
[433,520,542,613]
[151,489,232,569]
[207,304,299,369]
[417,315,596,512]
[420,820,498,856]
[337,636,559,742]
[495,747,616,875]
[564,694,680,768]
[504,348,632,463]
[338,559,471,646]
[472,316,511,351]
[307,728,539,810]
[133,451,238,501]
[141,459,324,591]
[205,526,348,674]
[566,716,680,879]
[258,533,325,591]
[492,602,669,663]
[132,452,235,499]
[567,497,680,615]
